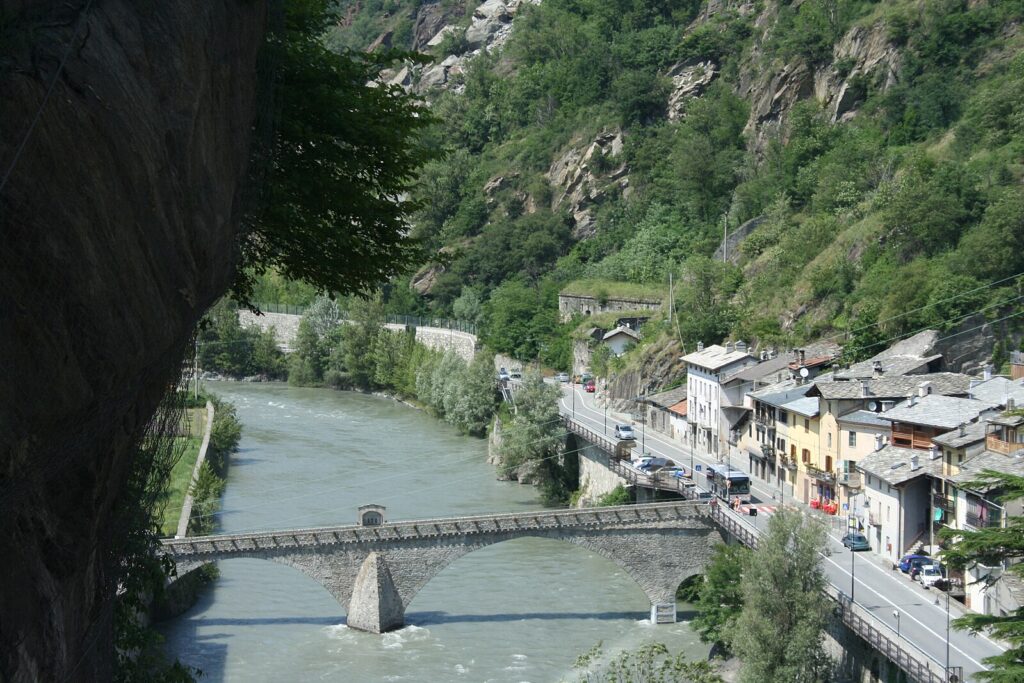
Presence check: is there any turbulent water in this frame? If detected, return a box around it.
[159,382,705,682]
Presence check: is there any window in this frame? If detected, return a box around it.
[804,418,810,431]
[779,410,787,425]
[802,448,810,463]
[827,432,832,448]
[748,424,752,437]
[848,431,857,447]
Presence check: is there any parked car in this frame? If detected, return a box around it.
[555,372,570,383]
[614,424,635,440]
[498,367,510,381]
[584,380,596,393]
[899,554,932,574]
[841,532,871,551]
[917,564,946,589]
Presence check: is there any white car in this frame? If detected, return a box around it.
[614,424,635,440]
[917,565,945,588]
[555,372,570,382]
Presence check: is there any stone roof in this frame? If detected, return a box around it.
[833,354,942,380]
[807,373,972,400]
[992,413,1024,428]
[646,386,688,408]
[858,445,942,485]
[723,353,793,385]
[932,420,989,449]
[878,395,997,430]
[782,396,819,418]
[951,450,1024,486]
[749,381,812,408]
[681,344,754,371]
[837,409,891,428]
[970,377,1024,407]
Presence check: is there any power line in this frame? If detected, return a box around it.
[0,0,95,196]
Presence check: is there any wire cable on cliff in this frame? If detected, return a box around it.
[0,0,95,196]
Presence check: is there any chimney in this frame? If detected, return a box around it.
[726,342,735,353]
[929,444,941,460]
[918,381,932,397]
[910,453,920,471]
[908,394,917,407]
[861,379,871,398]
[736,340,747,353]
[873,360,884,376]
[958,422,966,437]
[874,434,885,451]
[697,341,704,352]
[969,379,979,398]
[1009,398,1017,411]
[983,364,993,381]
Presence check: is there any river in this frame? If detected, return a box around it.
[159,382,705,682]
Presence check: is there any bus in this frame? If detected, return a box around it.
[705,464,751,505]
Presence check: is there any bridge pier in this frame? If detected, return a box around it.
[346,553,405,633]
[651,602,677,624]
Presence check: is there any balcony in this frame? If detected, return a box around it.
[778,454,798,471]
[806,464,836,484]
[933,494,956,514]
[965,510,1002,530]
[986,434,1024,455]
[839,471,862,489]
[754,413,775,428]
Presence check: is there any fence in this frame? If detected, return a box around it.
[251,303,477,336]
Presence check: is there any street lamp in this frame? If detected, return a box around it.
[893,609,901,640]
[850,546,856,602]
[946,590,951,682]
[604,403,608,435]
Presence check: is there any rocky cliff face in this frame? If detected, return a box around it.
[0,1,265,679]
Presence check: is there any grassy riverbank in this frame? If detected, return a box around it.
[160,436,202,537]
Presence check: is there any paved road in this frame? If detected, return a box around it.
[555,381,1005,681]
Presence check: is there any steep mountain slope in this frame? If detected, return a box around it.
[335,0,1024,368]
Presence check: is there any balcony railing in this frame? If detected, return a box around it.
[965,510,1001,530]
[986,434,1023,455]
[778,454,798,470]
[805,465,836,484]
[933,494,956,514]
[839,471,862,488]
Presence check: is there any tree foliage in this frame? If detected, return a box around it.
[940,470,1024,682]
[572,642,723,683]
[690,543,751,652]
[235,0,435,301]
[731,510,833,683]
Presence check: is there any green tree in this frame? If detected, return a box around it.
[452,286,485,325]
[690,543,751,652]
[342,294,385,389]
[235,0,435,301]
[572,642,723,683]
[731,510,833,683]
[496,371,571,504]
[445,352,498,436]
[674,256,741,347]
[940,470,1024,682]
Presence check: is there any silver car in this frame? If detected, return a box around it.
[614,424,635,440]
[555,372,570,382]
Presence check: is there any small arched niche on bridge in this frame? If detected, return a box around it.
[358,504,387,527]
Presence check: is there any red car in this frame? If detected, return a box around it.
[584,380,596,393]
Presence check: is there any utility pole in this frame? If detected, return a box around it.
[722,213,728,263]
[194,336,200,402]
[850,546,856,602]
[668,272,673,324]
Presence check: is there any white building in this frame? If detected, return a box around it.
[858,444,942,563]
[602,326,640,356]
[682,342,756,458]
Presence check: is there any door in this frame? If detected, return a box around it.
[803,478,810,503]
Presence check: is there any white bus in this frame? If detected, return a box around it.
[705,464,751,505]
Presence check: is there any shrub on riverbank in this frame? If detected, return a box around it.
[198,299,287,379]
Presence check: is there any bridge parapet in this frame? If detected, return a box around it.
[162,501,708,559]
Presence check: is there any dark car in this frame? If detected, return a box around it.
[899,553,932,573]
[841,532,871,551]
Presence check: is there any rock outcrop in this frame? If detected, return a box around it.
[667,60,718,120]
[547,130,628,239]
[0,2,266,680]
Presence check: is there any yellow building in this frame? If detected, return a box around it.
[778,396,825,505]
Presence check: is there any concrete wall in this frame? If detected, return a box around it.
[576,442,629,506]
[236,310,477,361]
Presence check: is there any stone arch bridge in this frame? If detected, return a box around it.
[161,501,721,633]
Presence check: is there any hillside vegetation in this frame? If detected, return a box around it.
[324,0,1024,368]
